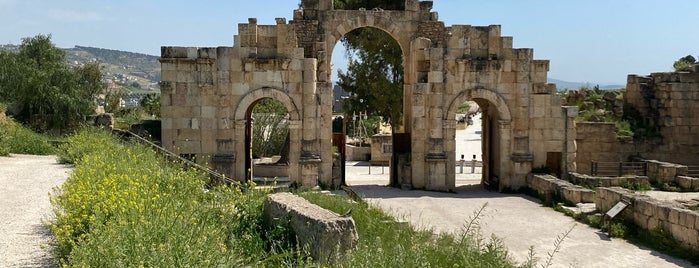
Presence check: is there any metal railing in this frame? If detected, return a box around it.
[114,129,242,188]
[591,161,647,177]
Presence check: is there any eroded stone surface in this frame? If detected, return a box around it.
[263,192,358,263]
[160,0,570,191]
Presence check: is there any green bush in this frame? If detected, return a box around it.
[622,180,652,192]
[0,117,55,156]
[50,129,284,267]
[57,127,119,164]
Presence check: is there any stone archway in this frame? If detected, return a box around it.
[445,88,513,190]
[159,0,571,191]
[233,87,302,183]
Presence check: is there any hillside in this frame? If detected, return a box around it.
[548,78,625,91]
[1,44,161,92]
[65,46,161,92]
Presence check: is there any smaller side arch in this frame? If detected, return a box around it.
[234,87,301,121]
[445,88,511,121]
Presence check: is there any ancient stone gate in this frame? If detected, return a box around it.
[160,0,576,191]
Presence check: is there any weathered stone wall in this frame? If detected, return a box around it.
[574,122,638,174]
[345,145,370,161]
[596,187,699,249]
[527,174,595,204]
[160,0,569,191]
[575,72,699,174]
[370,134,391,164]
[568,172,649,189]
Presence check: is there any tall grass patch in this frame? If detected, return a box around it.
[49,128,280,267]
[300,192,523,267]
[0,116,55,156]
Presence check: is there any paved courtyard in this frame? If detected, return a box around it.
[343,117,696,267]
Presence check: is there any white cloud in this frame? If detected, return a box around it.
[48,8,103,22]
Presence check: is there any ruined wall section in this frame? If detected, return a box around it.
[161,17,316,182]
[441,24,570,189]
[626,72,699,164]
[575,72,699,174]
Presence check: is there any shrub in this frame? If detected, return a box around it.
[622,180,652,192]
[0,116,55,156]
[50,129,283,267]
[56,127,117,164]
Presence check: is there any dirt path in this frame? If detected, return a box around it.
[351,185,696,268]
[0,155,72,268]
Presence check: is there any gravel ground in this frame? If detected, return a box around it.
[0,155,72,268]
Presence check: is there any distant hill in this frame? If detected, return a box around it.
[65,46,161,92]
[548,78,625,91]
[1,44,161,92]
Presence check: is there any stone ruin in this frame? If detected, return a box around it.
[159,0,575,191]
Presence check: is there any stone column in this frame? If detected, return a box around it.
[234,119,248,181]
[443,119,457,190]
[562,106,578,177]
[288,120,302,185]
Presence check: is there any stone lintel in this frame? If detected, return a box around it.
[159,58,216,65]
[511,153,534,163]
[425,153,448,161]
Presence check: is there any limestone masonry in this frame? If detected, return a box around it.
[160,0,574,191]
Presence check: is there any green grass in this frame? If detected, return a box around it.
[0,116,56,156]
[50,127,298,267]
[299,192,531,267]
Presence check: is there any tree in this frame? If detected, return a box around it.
[335,0,405,131]
[139,93,160,117]
[251,98,289,158]
[0,34,105,132]
[673,55,697,72]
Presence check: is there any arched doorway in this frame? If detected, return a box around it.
[244,98,290,183]
[446,88,513,190]
[233,88,301,183]
[330,25,408,187]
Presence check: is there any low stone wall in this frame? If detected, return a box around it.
[646,160,688,184]
[527,174,595,204]
[263,193,358,263]
[253,164,289,178]
[569,172,649,188]
[346,145,370,161]
[595,187,699,249]
[677,176,699,191]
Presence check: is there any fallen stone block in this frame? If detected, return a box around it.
[263,192,358,263]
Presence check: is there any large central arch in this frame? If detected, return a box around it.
[159,0,577,192]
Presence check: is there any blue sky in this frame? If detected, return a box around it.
[1,0,697,85]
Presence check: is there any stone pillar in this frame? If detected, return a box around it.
[501,119,529,190]
[562,106,578,177]
[288,120,302,185]
[443,119,457,190]
[234,119,247,181]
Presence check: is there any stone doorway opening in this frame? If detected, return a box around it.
[446,90,512,190]
[330,26,406,187]
[453,100,484,187]
[244,98,291,183]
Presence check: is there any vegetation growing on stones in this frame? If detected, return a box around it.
[562,85,656,138]
[673,55,697,72]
